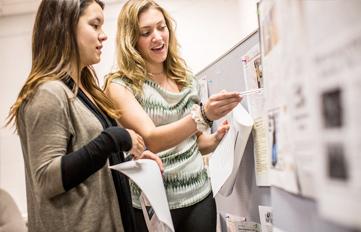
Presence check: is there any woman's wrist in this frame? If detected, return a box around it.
[190,104,209,132]
[200,102,213,128]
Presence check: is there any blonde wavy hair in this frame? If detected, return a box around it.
[7,0,120,129]
[105,0,191,97]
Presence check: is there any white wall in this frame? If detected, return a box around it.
[0,13,34,215]
[0,0,257,215]
[95,0,258,81]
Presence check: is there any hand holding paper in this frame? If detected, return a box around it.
[203,91,242,121]
[110,160,174,232]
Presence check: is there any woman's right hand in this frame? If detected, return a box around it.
[126,129,145,158]
[137,150,164,173]
[204,90,242,120]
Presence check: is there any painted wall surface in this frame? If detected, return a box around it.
[0,13,34,215]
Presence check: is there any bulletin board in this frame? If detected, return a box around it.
[196,29,357,232]
[196,30,271,224]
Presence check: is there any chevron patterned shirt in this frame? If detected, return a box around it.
[111,77,211,209]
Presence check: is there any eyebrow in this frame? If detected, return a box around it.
[139,20,165,29]
[90,17,103,24]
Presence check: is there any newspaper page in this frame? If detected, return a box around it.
[304,0,361,228]
[277,0,318,198]
[258,0,299,194]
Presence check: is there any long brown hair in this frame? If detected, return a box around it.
[105,0,191,97]
[7,0,119,129]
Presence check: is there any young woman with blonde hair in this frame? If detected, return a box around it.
[105,0,242,231]
[7,0,162,231]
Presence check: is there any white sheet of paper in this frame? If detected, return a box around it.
[242,45,270,186]
[198,76,210,103]
[209,104,254,197]
[258,205,273,232]
[273,227,286,232]
[225,214,247,232]
[209,124,236,196]
[109,160,174,232]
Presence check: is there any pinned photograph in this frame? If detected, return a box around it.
[321,88,343,128]
[327,143,349,181]
[268,113,278,168]
[260,3,279,56]
[254,57,263,88]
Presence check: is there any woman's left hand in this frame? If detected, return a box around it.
[137,150,164,173]
[197,120,230,155]
[214,120,230,142]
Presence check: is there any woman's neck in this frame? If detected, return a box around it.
[146,65,179,93]
[69,63,80,83]
[147,63,164,76]
[69,64,97,103]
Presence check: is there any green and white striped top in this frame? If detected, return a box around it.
[111,77,211,209]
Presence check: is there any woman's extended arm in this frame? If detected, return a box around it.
[106,83,196,152]
[105,83,241,153]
